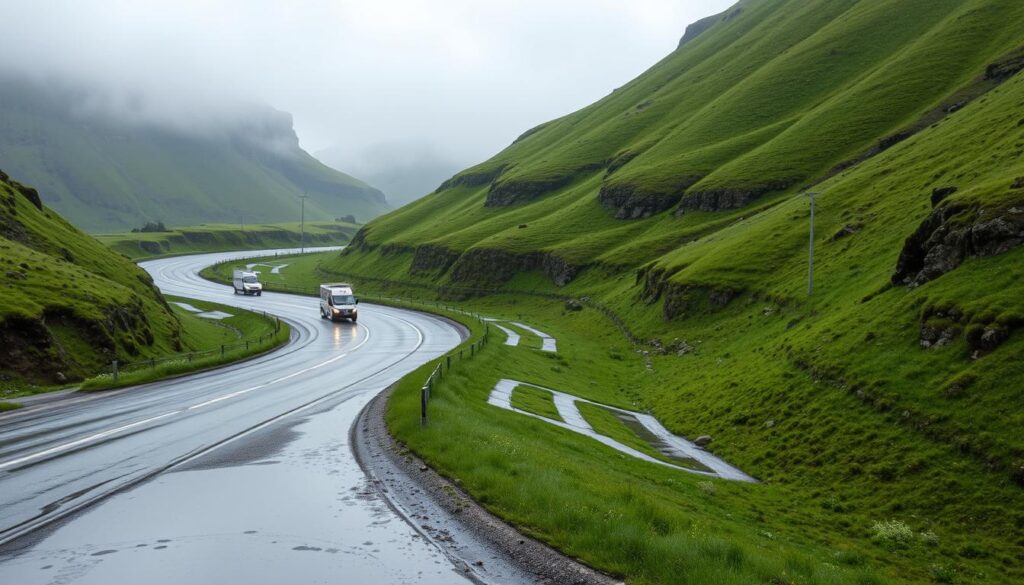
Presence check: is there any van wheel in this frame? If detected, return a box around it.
[233,288,239,295]
[257,291,262,296]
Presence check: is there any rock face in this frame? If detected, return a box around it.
[893,201,1024,286]
[450,248,580,287]
[410,245,461,276]
[676,180,796,213]
[598,176,702,220]
[485,176,575,207]
[931,186,958,207]
[677,11,726,48]
[636,266,741,321]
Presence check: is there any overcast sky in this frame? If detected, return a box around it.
[0,0,734,172]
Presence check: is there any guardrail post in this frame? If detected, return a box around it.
[421,385,428,426]
[150,358,156,371]
[246,340,249,350]
[112,360,118,382]
[447,356,451,370]
[221,344,225,357]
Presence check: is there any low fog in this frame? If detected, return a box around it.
[0,0,733,187]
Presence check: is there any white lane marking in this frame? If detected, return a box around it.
[1,321,373,468]
[0,411,180,470]
[511,322,557,352]
[188,322,372,410]
[493,324,520,347]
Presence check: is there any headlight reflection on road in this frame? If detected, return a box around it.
[332,323,360,348]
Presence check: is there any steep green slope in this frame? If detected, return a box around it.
[0,171,185,384]
[0,78,389,232]
[321,0,1024,582]
[343,0,1023,275]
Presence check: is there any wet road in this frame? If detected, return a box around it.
[0,248,470,583]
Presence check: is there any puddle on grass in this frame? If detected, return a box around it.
[608,409,714,473]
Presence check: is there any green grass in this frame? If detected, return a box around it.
[79,296,289,391]
[574,401,702,468]
[95,221,357,260]
[179,5,1024,580]
[386,304,892,585]
[0,401,23,412]
[0,173,187,387]
[510,384,563,421]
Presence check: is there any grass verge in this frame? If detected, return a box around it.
[510,384,563,421]
[79,296,290,392]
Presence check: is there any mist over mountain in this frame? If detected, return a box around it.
[317,142,464,208]
[0,75,388,232]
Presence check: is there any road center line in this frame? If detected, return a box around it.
[0,411,181,470]
[0,321,373,469]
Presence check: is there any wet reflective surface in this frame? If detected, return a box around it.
[0,249,469,583]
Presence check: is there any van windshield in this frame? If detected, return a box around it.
[332,294,355,305]
[242,276,258,283]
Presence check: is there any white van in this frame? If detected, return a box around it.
[233,270,263,296]
[320,283,358,322]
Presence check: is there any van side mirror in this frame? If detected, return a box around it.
[355,299,359,305]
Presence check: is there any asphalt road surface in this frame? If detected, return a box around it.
[0,248,472,584]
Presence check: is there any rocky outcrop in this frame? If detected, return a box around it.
[676,180,796,213]
[893,200,1024,286]
[485,176,575,207]
[678,8,733,48]
[0,169,43,212]
[930,186,958,207]
[0,300,157,383]
[449,248,580,287]
[918,304,1018,357]
[485,163,603,207]
[985,50,1024,81]
[598,175,702,220]
[410,245,461,276]
[636,266,741,321]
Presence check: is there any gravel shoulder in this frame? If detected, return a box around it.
[351,382,621,585]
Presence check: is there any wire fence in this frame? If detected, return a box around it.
[107,311,284,382]
[419,319,492,426]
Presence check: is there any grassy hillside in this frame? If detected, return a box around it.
[96,221,357,260]
[314,0,1024,582]
[0,171,187,385]
[0,78,389,232]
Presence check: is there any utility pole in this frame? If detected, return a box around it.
[805,191,820,296]
[240,213,244,233]
[299,193,308,254]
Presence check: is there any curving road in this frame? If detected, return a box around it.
[0,249,472,584]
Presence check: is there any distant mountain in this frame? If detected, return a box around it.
[0,77,389,232]
[317,143,462,208]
